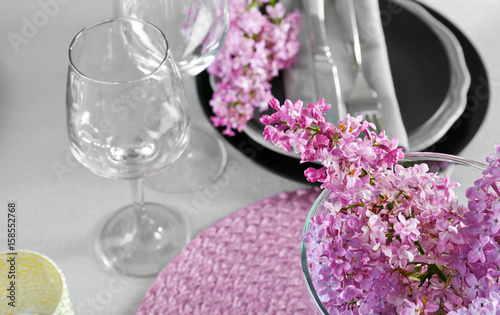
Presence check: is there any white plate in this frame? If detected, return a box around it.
[241,0,470,155]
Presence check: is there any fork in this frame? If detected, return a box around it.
[344,0,383,130]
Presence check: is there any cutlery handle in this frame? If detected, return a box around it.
[346,0,363,71]
[303,0,329,54]
[302,0,345,123]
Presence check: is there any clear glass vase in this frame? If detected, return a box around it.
[300,152,487,314]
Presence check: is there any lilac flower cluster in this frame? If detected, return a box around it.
[207,0,301,136]
[261,98,500,314]
[449,291,500,315]
[260,98,404,195]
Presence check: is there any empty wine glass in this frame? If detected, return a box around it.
[116,0,228,76]
[67,18,191,277]
[116,0,230,192]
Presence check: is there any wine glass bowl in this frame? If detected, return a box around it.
[116,0,229,77]
[67,18,191,277]
[67,18,190,179]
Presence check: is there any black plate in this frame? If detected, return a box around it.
[196,0,489,184]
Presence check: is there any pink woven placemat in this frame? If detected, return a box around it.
[136,187,321,314]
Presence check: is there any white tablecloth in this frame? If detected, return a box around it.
[0,0,498,313]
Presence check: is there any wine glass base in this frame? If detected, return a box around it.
[95,202,189,277]
[146,125,227,193]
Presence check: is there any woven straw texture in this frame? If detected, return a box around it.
[137,187,321,314]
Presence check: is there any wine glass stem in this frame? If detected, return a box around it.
[130,178,147,220]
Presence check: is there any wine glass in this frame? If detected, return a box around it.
[116,0,230,192]
[67,18,191,277]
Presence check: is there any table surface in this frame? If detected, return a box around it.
[0,0,499,313]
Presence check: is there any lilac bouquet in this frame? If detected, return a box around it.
[207,0,301,136]
[261,98,500,314]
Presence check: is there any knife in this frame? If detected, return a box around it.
[302,0,345,124]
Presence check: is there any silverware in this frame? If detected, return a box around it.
[344,0,383,130]
[302,0,345,123]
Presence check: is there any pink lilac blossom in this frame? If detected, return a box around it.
[207,0,301,136]
[261,98,500,314]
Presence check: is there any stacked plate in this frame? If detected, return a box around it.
[197,0,489,183]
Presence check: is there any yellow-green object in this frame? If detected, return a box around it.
[0,250,73,315]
